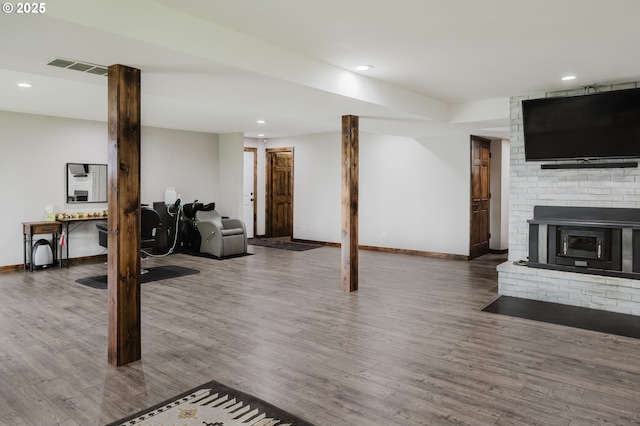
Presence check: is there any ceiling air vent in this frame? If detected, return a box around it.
[46,57,108,76]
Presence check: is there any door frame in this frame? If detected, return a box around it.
[243,147,257,238]
[265,147,294,237]
[469,136,491,259]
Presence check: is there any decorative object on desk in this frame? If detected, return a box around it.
[44,204,55,222]
[75,265,200,289]
[105,379,315,426]
[56,211,107,220]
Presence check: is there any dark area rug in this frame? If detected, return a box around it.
[75,265,200,290]
[106,379,315,426]
[248,238,321,251]
[483,296,640,339]
[182,250,253,260]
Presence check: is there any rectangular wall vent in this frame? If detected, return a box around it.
[46,57,108,76]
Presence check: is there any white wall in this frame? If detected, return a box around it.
[0,111,219,268]
[140,126,218,206]
[7,110,490,266]
[218,133,244,219]
[500,139,511,250]
[266,132,472,256]
[266,133,341,242]
[367,134,470,255]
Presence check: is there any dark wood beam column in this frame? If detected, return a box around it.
[341,115,359,292]
[107,64,141,367]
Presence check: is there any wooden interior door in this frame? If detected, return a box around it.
[266,148,293,237]
[470,136,491,259]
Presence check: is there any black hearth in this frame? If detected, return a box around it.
[528,206,640,279]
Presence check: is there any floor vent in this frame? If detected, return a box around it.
[46,57,108,76]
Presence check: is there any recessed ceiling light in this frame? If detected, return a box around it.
[17,83,32,88]
[355,65,373,71]
[258,133,265,137]
[562,75,576,81]
[257,120,266,124]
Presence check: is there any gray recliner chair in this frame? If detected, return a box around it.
[194,210,247,258]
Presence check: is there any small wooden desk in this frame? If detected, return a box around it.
[58,216,106,268]
[22,221,61,272]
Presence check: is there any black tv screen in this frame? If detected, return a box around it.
[522,88,640,161]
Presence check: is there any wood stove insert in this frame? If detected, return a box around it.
[528,206,640,279]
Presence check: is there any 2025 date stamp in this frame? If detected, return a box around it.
[2,3,46,14]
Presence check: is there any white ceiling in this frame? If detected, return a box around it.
[1,0,639,140]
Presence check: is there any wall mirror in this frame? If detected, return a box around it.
[66,163,108,203]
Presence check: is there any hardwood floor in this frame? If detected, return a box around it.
[1,247,640,425]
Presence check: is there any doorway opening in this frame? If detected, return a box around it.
[243,147,257,238]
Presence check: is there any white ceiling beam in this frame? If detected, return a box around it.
[47,0,450,123]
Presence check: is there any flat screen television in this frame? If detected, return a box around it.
[522,87,640,161]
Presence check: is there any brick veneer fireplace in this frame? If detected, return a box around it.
[497,81,640,316]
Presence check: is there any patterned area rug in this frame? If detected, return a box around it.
[248,239,321,251]
[106,380,315,426]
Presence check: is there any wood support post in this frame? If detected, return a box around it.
[341,115,359,292]
[107,64,142,367]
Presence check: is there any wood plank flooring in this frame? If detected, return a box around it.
[1,247,640,425]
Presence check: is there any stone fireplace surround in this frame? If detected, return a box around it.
[497,81,640,317]
[498,251,640,316]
